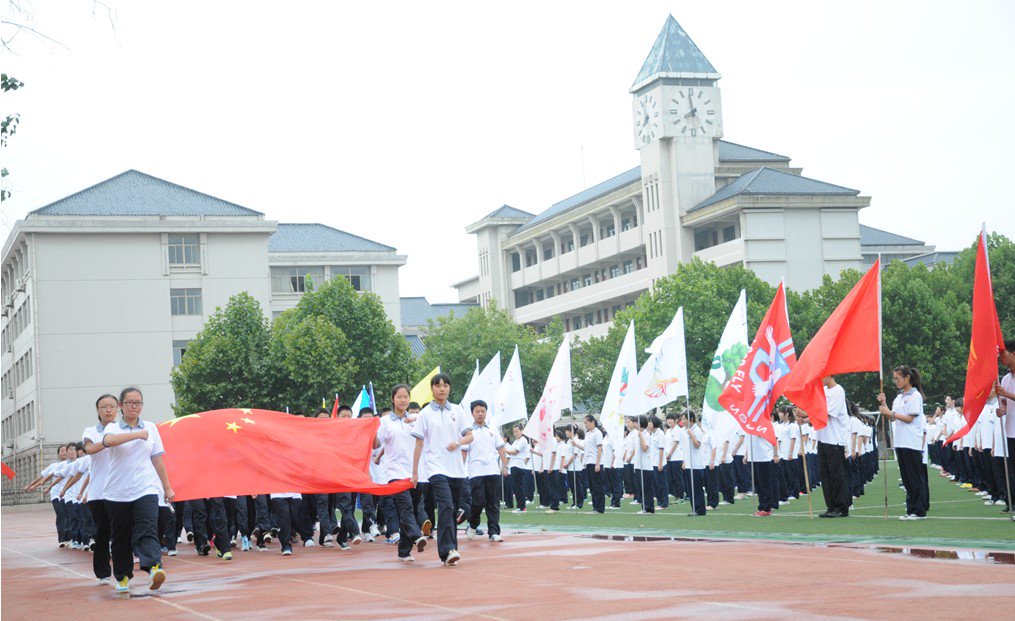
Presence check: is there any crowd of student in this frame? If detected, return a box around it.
[21,346,1015,599]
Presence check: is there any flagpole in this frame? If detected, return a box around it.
[877,253,889,521]
[797,418,813,519]
[1000,384,1012,515]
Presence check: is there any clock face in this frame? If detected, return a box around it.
[634,94,659,144]
[668,87,718,137]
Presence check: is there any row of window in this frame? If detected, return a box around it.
[1,401,36,443]
[514,256,645,308]
[566,302,633,332]
[694,225,738,251]
[643,175,661,213]
[512,216,640,272]
[1,349,33,396]
[1,295,31,351]
[269,266,372,294]
[1,243,29,302]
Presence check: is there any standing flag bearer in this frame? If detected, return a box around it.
[949,227,1005,445]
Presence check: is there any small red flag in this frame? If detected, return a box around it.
[160,409,410,502]
[330,394,340,419]
[948,228,1005,444]
[718,282,796,445]
[783,259,882,429]
[1,461,14,480]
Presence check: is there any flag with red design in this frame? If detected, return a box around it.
[1,462,14,480]
[159,409,412,502]
[949,228,1005,444]
[718,282,796,445]
[523,339,572,452]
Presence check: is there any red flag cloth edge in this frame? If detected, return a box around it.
[948,230,1005,444]
[1,462,14,480]
[718,282,796,445]
[330,395,340,419]
[783,259,882,430]
[159,409,411,502]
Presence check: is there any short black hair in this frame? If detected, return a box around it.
[359,407,375,416]
[337,404,352,414]
[408,402,421,410]
[430,372,452,387]
[470,400,487,413]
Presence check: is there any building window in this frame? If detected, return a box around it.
[514,290,531,308]
[573,316,582,329]
[525,251,537,267]
[170,288,203,316]
[622,260,634,274]
[585,312,595,326]
[582,273,592,287]
[535,289,544,302]
[604,223,616,238]
[172,340,190,366]
[610,264,620,279]
[621,218,632,232]
[579,233,590,247]
[167,234,200,265]
[570,278,580,291]
[612,305,622,316]
[543,245,554,261]
[511,254,521,272]
[565,319,570,331]
[271,267,325,293]
[562,238,574,253]
[331,266,371,291]
[545,286,554,299]
[723,226,736,243]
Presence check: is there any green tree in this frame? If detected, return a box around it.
[170,292,272,416]
[267,314,358,414]
[415,301,563,411]
[1,73,24,203]
[281,276,413,399]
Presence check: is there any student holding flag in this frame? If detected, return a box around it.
[878,365,930,520]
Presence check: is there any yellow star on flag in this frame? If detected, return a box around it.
[241,417,255,424]
[225,421,242,433]
[239,408,253,415]
[163,414,201,427]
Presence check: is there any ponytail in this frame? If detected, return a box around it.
[893,365,925,398]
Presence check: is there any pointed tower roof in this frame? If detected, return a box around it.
[631,15,719,93]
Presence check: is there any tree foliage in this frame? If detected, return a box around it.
[266,314,357,414]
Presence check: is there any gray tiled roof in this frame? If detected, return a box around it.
[717,140,790,162]
[901,251,958,267]
[860,225,926,247]
[691,167,859,212]
[400,297,478,328]
[29,170,263,217]
[405,334,426,358]
[631,15,719,91]
[269,223,395,253]
[511,166,641,236]
[484,205,534,220]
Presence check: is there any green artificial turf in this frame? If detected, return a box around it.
[496,460,1015,551]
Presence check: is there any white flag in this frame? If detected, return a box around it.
[459,359,481,413]
[702,290,749,443]
[620,307,688,416]
[523,339,572,452]
[491,346,526,427]
[601,321,637,462]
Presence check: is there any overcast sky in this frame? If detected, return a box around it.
[3,1,1013,302]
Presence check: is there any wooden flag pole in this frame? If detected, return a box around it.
[797,418,813,519]
[876,254,889,520]
[999,375,1012,517]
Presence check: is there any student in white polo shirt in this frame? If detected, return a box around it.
[23,444,72,546]
[994,341,1015,516]
[465,399,508,542]
[574,415,606,514]
[411,373,474,566]
[505,423,532,513]
[376,384,428,561]
[815,377,850,517]
[664,413,687,502]
[98,387,174,595]
[878,365,929,520]
[82,394,119,584]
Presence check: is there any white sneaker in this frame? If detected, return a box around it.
[97,577,111,586]
[167,549,178,557]
[445,549,461,566]
[909,515,926,520]
[399,555,415,562]
[304,539,316,547]
[362,533,375,543]
[898,514,914,521]
[466,527,476,541]
[389,533,400,543]
[718,501,730,506]
[489,534,503,542]
[282,549,292,556]
[351,535,363,546]
[369,524,381,538]
[324,534,334,544]
[779,500,790,505]
[995,499,1007,506]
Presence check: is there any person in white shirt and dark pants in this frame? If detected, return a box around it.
[879,365,930,520]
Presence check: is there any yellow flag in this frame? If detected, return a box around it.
[410,366,441,405]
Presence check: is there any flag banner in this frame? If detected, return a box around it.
[351,386,370,417]
[160,409,412,501]
[459,360,481,412]
[523,339,572,452]
[620,307,689,416]
[949,228,1005,444]
[410,366,440,406]
[702,291,749,443]
[330,394,340,419]
[462,353,501,418]
[719,282,796,445]
[491,345,527,427]
[601,321,637,461]
[783,260,882,430]
[1,461,14,480]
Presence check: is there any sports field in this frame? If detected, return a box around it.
[499,460,1015,550]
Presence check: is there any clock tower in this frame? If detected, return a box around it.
[631,16,722,278]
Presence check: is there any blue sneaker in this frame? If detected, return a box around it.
[241,536,251,552]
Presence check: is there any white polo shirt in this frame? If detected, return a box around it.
[557,439,570,473]
[376,412,417,482]
[67,456,91,502]
[507,437,531,470]
[683,424,711,470]
[1003,373,1015,438]
[466,423,504,477]
[101,419,165,503]
[891,388,925,451]
[582,427,603,466]
[601,437,615,469]
[815,384,849,446]
[41,460,67,502]
[82,423,112,502]
[411,401,470,480]
[668,426,686,462]
[270,491,301,499]
[623,431,636,463]
[747,433,775,463]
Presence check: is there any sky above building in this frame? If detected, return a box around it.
[3,1,1013,301]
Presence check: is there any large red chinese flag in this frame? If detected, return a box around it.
[160,409,411,502]
[948,228,1005,444]
[783,259,882,429]
[718,282,796,445]
[1,461,14,480]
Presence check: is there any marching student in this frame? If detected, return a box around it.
[504,423,531,513]
[81,394,119,583]
[375,384,428,561]
[269,491,313,556]
[878,365,930,520]
[634,415,656,514]
[994,341,1015,515]
[664,413,686,503]
[562,424,586,509]
[23,444,73,546]
[359,406,382,541]
[575,414,606,514]
[464,399,508,542]
[683,411,708,516]
[99,387,174,595]
[815,377,850,517]
[410,372,474,566]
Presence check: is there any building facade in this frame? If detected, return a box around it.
[455,16,938,338]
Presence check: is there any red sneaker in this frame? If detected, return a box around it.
[753,510,771,517]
